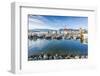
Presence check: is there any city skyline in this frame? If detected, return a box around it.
[28,15,88,30]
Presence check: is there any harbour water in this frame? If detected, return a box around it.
[28,39,88,58]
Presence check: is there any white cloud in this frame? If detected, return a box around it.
[29,16,53,29]
[28,15,61,30]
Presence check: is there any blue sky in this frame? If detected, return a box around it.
[28,15,88,30]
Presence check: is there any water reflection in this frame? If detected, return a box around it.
[28,39,88,58]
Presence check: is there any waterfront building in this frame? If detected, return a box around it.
[80,28,84,43]
[64,25,68,35]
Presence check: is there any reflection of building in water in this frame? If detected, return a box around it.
[83,33,88,44]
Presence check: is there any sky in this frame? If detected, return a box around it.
[28,15,88,30]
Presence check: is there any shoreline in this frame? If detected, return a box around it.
[28,54,88,61]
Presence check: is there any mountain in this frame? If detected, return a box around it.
[28,28,87,32]
[28,29,57,32]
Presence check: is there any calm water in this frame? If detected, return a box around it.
[28,39,88,57]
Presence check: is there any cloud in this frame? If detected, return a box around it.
[28,15,88,30]
[29,16,53,29]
